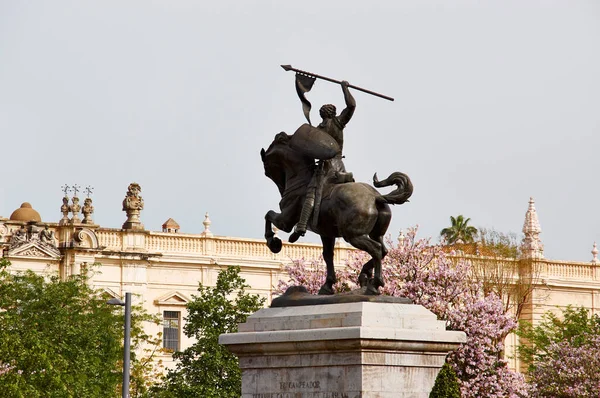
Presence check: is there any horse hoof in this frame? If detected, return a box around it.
[373,277,385,288]
[288,231,302,243]
[267,237,283,253]
[365,284,381,296]
[318,285,334,295]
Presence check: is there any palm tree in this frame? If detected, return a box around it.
[440,215,478,244]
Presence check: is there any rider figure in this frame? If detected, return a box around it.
[289,81,356,243]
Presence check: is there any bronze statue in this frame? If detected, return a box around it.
[261,66,410,295]
[288,80,356,243]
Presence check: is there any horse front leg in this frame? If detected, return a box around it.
[265,203,301,253]
[265,211,283,253]
[318,236,336,295]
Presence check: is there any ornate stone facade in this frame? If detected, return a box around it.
[7,222,60,258]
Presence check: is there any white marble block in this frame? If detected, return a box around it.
[219,302,466,398]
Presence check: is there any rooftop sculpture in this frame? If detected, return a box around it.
[122,182,145,230]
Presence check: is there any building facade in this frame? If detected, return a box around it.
[0,184,353,369]
[1,184,600,372]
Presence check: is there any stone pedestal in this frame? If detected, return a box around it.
[219,302,466,398]
[122,209,144,230]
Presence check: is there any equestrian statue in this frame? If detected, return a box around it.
[261,65,413,295]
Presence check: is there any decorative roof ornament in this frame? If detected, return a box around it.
[398,230,406,245]
[70,184,81,224]
[8,223,60,258]
[202,212,213,237]
[122,182,144,230]
[60,185,71,225]
[592,242,598,264]
[81,186,94,225]
[521,197,544,259]
[81,198,94,225]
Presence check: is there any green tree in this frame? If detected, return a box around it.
[477,228,521,258]
[153,266,265,398]
[430,362,461,398]
[440,215,478,244]
[0,257,122,398]
[0,257,164,398]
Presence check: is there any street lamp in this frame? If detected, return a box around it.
[107,292,131,398]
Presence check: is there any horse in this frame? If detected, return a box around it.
[260,131,413,295]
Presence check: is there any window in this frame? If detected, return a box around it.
[163,311,180,352]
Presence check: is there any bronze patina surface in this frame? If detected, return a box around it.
[271,286,412,307]
[262,67,413,296]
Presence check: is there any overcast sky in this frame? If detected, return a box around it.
[1,1,599,261]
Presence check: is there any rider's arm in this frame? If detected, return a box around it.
[338,80,356,127]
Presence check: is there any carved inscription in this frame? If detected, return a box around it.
[252,394,349,398]
[251,381,349,398]
[280,381,321,390]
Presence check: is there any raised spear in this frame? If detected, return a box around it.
[281,64,394,102]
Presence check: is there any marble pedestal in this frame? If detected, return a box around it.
[219,302,466,398]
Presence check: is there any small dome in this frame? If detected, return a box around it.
[9,202,42,222]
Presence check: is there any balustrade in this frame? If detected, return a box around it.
[96,230,122,250]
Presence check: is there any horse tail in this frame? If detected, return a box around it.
[373,172,413,205]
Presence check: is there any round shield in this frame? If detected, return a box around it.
[289,124,340,160]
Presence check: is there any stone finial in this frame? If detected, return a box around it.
[398,230,406,245]
[592,242,598,264]
[69,196,81,224]
[81,198,94,224]
[122,182,144,230]
[521,197,544,259]
[60,197,70,225]
[60,185,71,225]
[202,212,213,237]
[82,185,95,224]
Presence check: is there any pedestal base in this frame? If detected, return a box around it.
[122,221,144,230]
[220,302,466,398]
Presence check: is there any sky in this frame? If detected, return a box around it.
[1,1,599,262]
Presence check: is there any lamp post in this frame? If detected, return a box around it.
[107,292,131,398]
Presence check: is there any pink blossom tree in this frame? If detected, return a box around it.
[276,227,529,397]
[528,337,600,397]
[518,306,600,397]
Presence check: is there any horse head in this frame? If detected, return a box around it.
[261,132,313,197]
[261,132,291,195]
